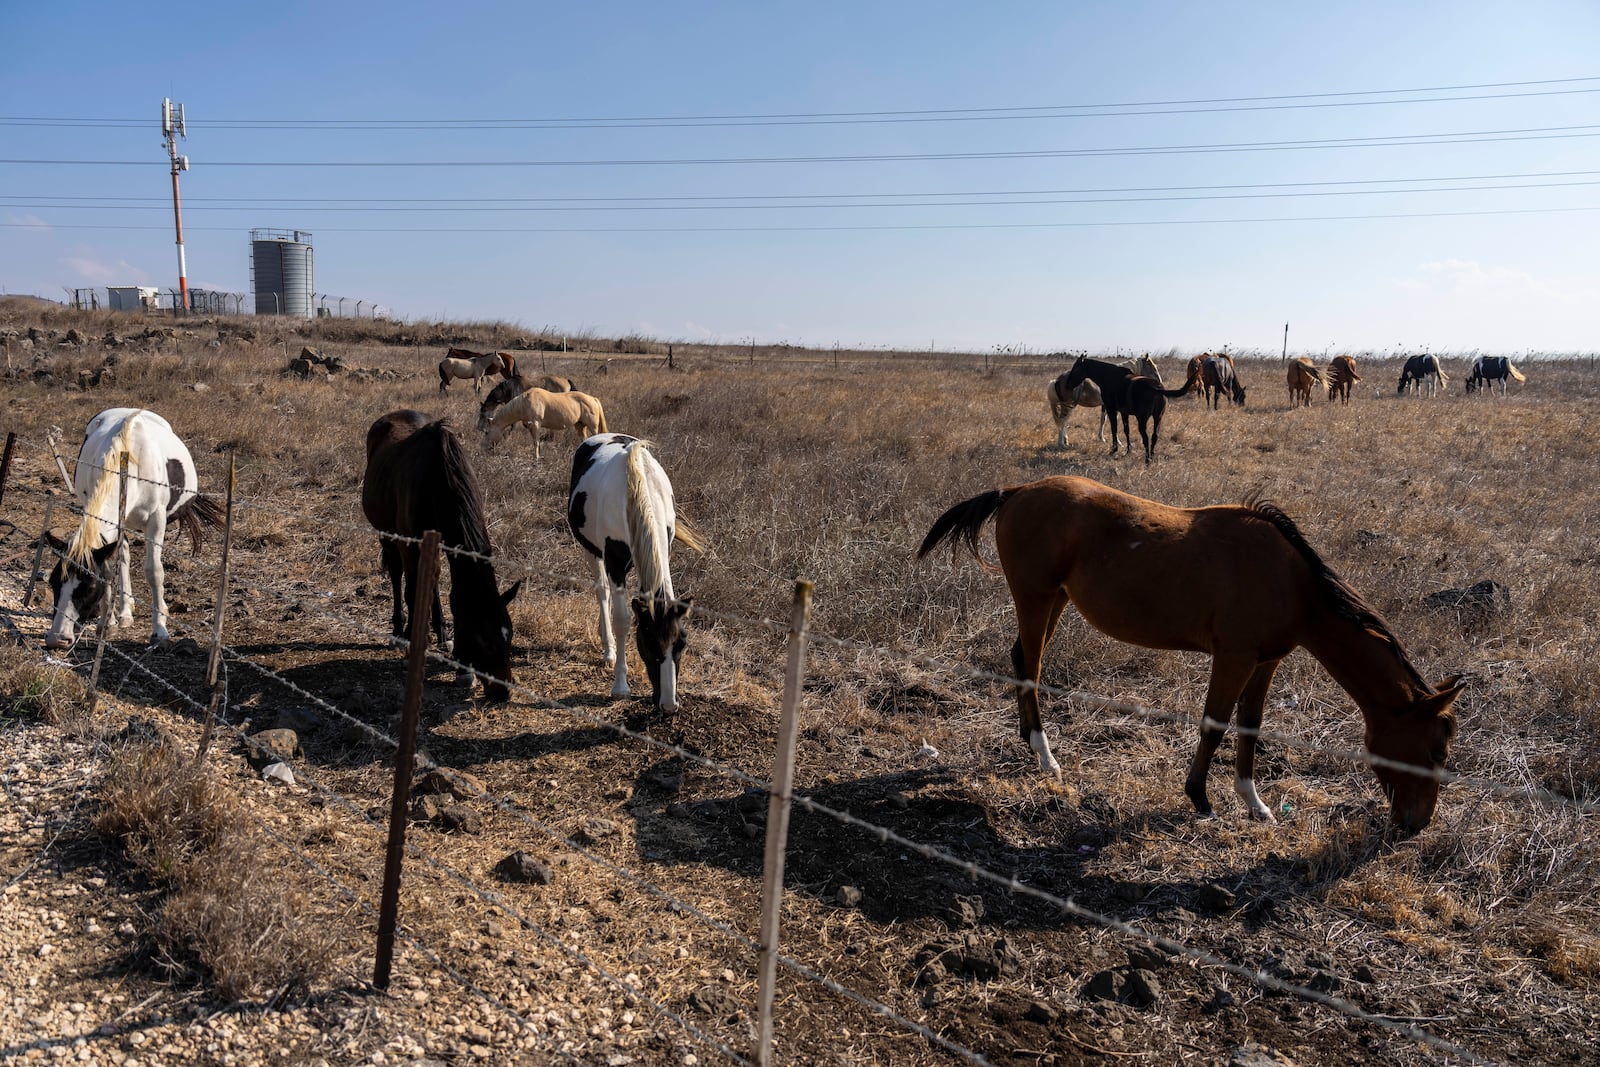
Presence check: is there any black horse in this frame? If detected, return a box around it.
[1062,356,1199,464]
[362,409,521,703]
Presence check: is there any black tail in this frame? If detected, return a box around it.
[917,489,1009,561]
[173,493,226,554]
[1160,363,1201,398]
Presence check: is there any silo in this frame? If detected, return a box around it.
[250,229,315,317]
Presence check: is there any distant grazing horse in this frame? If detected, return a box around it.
[476,373,580,432]
[1465,355,1526,396]
[437,347,509,394]
[1062,356,1199,464]
[1201,356,1247,409]
[1286,357,1327,407]
[918,475,1463,832]
[1397,354,1447,397]
[483,388,608,459]
[1327,355,1361,404]
[568,433,704,711]
[362,410,521,703]
[1047,374,1103,448]
[45,408,223,650]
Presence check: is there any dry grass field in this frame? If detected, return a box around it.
[2,297,1598,1066]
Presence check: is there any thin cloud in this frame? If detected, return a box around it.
[5,213,51,230]
[62,255,150,286]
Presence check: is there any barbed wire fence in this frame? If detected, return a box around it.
[1,431,1576,1065]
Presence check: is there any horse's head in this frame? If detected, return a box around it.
[1062,354,1090,388]
[1366,677,1464,833]
[482,409,515,451]
[631,594,692,713]
[452,579,521,703]
[44,537,116,650]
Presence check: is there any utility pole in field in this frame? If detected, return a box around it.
[162,98,190,313]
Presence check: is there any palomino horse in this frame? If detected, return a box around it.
[1286,357,1327,407]
[476,373,580,432]
[568,433,704,711]
[1397,354,1448,397]
[1201,356,1247,408]
[1062,356,1199,464]
[1465,355,1526,395]
[437,347,510,394]
[918,475,1463,832]
[45,408,223,649]
[362,410,521,702]
[1327,355,1361,404]
[1046,374,1102,448]
[483,388,608,459]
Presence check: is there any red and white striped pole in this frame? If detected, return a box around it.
[162,98,190,313]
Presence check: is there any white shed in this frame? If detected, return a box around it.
[107,286,160,311]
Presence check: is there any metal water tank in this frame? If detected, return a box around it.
[250,229,315,317]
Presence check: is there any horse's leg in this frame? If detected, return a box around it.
[1183,653,1258,818]
[144,516,170,645]
[1096,407,1106,442]
[1232,659,1282,820]
[1136,414,1153,465]
[380,539,406,636]
[594,555,616,670]
[608,581,632,697]
[1054,407,1067,449]
[1105,405,1120,455]
[1120,411,1132,454]
[1008,586,1071,778]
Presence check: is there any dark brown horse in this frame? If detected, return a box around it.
[1327,355,1361,404]
[1061,356,1198,464]
[362,410,521,702]
[1201,355,1246,408]
[918,475,1463,832]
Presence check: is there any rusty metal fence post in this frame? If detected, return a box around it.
[195,453,237,764]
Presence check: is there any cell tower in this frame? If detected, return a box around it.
[161,98,190,313]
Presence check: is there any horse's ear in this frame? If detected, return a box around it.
[1432,674,1467,698]
[91,541,118,565]
[630,596,649,620]
[500,580,522,606]
[671,596,693,620]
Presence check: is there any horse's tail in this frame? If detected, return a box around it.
[593,397,608,434]
[625,442,670,597]
[172,492,225,554]
[1160,361,1201,398]
[438,361,450,392]
[917,489,1009,573]
[1508,361,1527,383]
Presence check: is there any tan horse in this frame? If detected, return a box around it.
[438,348,509,394]
[483,388,608,459]
[918,475,1464,833]
[476,373,580,432]
[1286,357,1327,407]
[1046,375,1103,448]
[1327,355,1361,404]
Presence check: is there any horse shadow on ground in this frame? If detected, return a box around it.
[628,760,1398,937]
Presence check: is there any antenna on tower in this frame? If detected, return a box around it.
[162,97,191,313]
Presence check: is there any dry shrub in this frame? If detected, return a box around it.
[0,642,89,728]
[97,737,336,999]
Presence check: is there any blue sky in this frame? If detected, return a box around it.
[3,2,1597,354]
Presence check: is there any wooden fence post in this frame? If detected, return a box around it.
[86,456,128,712]
[373,529,442,990]
[0,432,17,511]
[23,493,56,608]
[755,579,813,1066]
[194,453,237,764]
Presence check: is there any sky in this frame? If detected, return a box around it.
[2,2,1598,355]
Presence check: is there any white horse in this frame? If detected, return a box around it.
[45,408,222,649]
[437,348,508,394]
[567,434,703,711]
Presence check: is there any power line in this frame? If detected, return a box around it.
[3,123,1598,169]
[1,75,1596,129]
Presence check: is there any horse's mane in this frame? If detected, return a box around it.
[69,416,138,564]
[1242,492,1428,688]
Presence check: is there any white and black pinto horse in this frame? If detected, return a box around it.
[1397,354,1448,397]
[1465,355,1526,395]
[567,434,703,711]
[45,408,222,650]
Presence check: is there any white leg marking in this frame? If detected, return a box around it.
[1029,729,1062,780]
[594,558,614,668]
[1235,776,1276,822]
[658,658,678,713]
[608,586,632,697]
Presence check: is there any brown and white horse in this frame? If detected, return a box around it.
[1327,355,1362,404]
[483,388,608,459]
[918,475,1463,832]
[438,347,510,394]
[1286,357,1327,407]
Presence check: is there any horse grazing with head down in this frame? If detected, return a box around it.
[437,347,510,394]
[362,410,521,702]
[568,434,704,711]
[1061,356,1199,464]
[476,373,580,432]
[1201,355,1247,408]
[1286,357,1327,407]
[45,408,223,650]
[918,475,1464,833]
[1397,354,1447,397]
[1465,355,1526,396]
[1327,355,1361,404]
[483,389,608,459]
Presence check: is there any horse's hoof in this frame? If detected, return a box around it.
[611,686,631,698]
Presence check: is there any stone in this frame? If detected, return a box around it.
[243,729,300,768]
[1229,1043,1299,1067]
[494,852,554,885]
[834,885,863,908]
[1423,580,1511,623]
[687,984,740,1023]
[1196,882,1237,910]
[944,894,983,928]
[438,803,481,834]
[1123,968,1162,1008]
[575,817,619,844]
[1127,944,1173,971]
[414,768,486,799]
[1023,1000,1058,1025]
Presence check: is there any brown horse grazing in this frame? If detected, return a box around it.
[1327,355,1361,404]
[1061,356,1199,464]
[1201,356,1247,408]
[438,347,510,394]
[1047,374,1103,448]
[483,388,608,459]
[918,475,1463,833]
[1286,357,1327,407]
[361,410,521,702]
[476,373,580,431]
